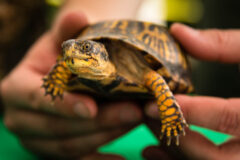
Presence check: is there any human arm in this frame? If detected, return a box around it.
[143,23,240,160]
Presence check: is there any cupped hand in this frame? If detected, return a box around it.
[0,11,142,159]
[143,23,240,160]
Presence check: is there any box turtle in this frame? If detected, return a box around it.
[42,20,193,146]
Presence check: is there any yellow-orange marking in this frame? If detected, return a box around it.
[171,115,178,120]
[159,105,167,111]
[163,99,173,106]
[159,94,166,102]
[165,108,176,116]
[155,85,163,93]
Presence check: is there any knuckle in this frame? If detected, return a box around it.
[213,29,228,46]
[216,100,240,135]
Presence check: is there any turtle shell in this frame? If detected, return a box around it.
[74,20,192,93]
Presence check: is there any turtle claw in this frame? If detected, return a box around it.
[175,135,179,146]
[167,136,171,146]
[42,76,65,100]
[181,127,186,136]
[160,120,187,146]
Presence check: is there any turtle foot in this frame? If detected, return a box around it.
[160,117,188,146]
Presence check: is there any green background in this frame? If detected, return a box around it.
[0,116,230,160]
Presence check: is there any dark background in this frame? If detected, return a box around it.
[0,0,47,77]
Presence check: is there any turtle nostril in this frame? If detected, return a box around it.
[71,58,74,64]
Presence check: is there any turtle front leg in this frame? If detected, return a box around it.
[144,70,188,146]
[42,60,72,100]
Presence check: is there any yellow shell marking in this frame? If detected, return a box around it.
[136,22,178,64]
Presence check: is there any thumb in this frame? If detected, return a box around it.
[170,23,240,63]
[51,10,88,46]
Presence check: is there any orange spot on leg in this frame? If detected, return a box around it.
[165,107,176,116]
[163,99,174,107]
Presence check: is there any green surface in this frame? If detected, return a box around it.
[0,117,231,160]
[0,117,35,160]
[190,125,231,145]
[99,125,158,160]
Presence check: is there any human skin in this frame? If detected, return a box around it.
[60,0,142,23]
[0,0,143,159]
[143,23,240,160]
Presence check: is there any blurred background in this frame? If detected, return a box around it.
[0,0,239,159]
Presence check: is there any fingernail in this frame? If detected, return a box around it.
[119,106,141,123]
[74,102,90,118]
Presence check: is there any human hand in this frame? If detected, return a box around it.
[0,11,142,159]
[143,23,240,160]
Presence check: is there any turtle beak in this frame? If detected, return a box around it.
[62,39,77,60]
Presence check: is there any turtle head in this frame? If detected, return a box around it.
[62,39,115,79]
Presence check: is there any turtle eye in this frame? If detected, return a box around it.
[81,42,92,52]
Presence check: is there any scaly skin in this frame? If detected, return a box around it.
[144,70,188,146]
[42,60,71,100]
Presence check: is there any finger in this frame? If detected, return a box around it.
[51,11,88,46]
[179,129,219,159]
[2,64,97,118]
[218,137,240,159]
[20,128,131,158]
[142,128,219,159]
[170,23,240,63]
[81,153,125,160]
[176,95,240,137]
[180,129,240,159]
[181,129,240,159]
[145,95,240,137]
[4,102,141,137]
